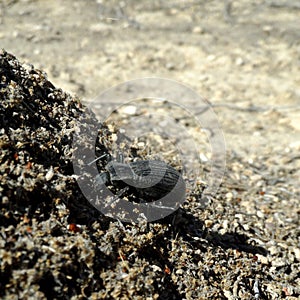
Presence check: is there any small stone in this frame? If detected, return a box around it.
[205,219,213,228]
[121,105,137,115]
[257,210,264,219]
[235,57,244,66]
[192,26,204,34]
[207,54,216,61]
[151,265,162,272]
[256,254,268,264]
[2,196,9,204]
[166,63,175,70]
[263,25,273,32]
[293,248,300,260]
[45,166,54,181]
[225,192,233,200]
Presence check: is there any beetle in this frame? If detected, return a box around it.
[92,154,186,207]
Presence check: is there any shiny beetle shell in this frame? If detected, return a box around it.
[97,159,186,202]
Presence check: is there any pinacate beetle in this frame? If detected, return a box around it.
[93,154,186,208]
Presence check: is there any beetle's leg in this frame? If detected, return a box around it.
[144,202,177,212]
[87,153,110,166]
[103,186,129,208]
[116,151,124,163]
[95,172,110,188]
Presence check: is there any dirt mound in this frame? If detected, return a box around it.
[1,50,299,299]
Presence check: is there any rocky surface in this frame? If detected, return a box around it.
[0,1,300,299]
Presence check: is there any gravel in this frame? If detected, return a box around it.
[0,50,299,299]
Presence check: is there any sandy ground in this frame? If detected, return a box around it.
[1,0,300,299]
[1,0,300,152]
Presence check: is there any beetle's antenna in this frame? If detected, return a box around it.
[87,153,108,166]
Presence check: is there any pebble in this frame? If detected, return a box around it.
[192,26,204,34]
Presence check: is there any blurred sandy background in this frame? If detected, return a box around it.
[1,0,300,154]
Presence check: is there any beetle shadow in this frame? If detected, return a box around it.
[69,200,269,257]
[163,208,269,256]
[66,202,269,299]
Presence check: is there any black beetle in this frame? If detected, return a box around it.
[95,156,186,205]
